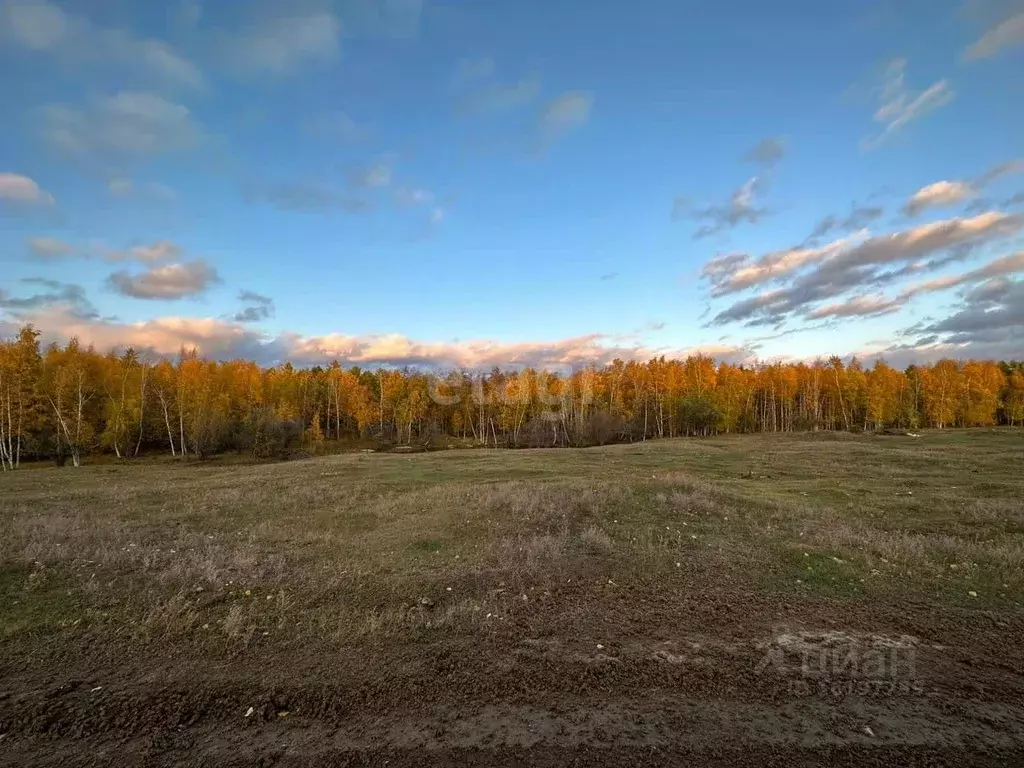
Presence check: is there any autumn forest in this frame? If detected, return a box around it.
[0,324,1022,468]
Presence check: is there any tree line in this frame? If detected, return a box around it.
[1,324,1022,468]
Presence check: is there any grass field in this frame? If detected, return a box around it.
[2,429,1024,766]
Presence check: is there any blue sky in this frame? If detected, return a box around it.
[1,0,1023,368]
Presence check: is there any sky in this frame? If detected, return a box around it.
[1,0,1023,370]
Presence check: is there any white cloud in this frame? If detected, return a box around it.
[0,172,55,205]
[0,0,204,89]
[964,11,1024,59]
[861,59,954,150]
[220,11,340,77]
[903,180,977,216]
[902,159,1023,216]
[41,92,201,166]
[5,305,757,369]
[107,260,220,300]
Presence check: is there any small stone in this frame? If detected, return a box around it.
[968,591,978,598]
[244,707,255,718]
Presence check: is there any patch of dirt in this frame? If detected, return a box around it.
[3,596,1024,766]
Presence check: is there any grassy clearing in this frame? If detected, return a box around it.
[1,429,1022,657]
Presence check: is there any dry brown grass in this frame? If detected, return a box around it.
[1,428,1022,655]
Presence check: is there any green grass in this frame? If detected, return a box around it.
[1,428,1022,652]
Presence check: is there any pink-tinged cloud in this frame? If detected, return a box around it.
[0,172,55,205]
[7,306,756,369]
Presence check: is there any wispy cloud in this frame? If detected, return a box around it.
[807,250,1024,320]
[106,240,182,264]
[964,11,1024,59]
[107,178,177,203]
[675,177,770,239]
[217,10,341,77]
[302,111,369,144]
[808,203,884,241]
[337,0,425,39]
[233,290,275,323]
[348,162,393,189]
[459,72,542,114]
[744,137,786,168]
[26,236,72,260]
[242,177,372,215]
[0,0,204,90]
[860,59,954,150]
[0,277,97,320]
[40,92,202,170]
[537,91,593,144]
[453,56,496,86]
[705,212,1022,327]
[902,159,1023,216]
